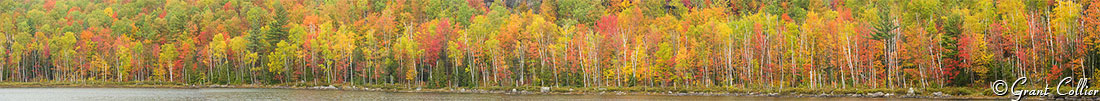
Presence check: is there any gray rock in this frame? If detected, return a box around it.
[540,87,550,93]
[932,92,946,97]
[867,92,886,97]
[907,88,915,95]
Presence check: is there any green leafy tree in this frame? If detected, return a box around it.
[158,43,178,81]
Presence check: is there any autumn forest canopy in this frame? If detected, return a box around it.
[0,0,1098,91]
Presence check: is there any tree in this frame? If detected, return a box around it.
[228,36,252,84]
[0,0,1089,90]
[1052,0,1081,35]
[446,33,467,87]
[395,30,421,85]
[158,43,178,81]
[418,19,450,87]
[267,40,294,83]
[1087,0,1100,49]
[941,11,969,86]
[1085,0,1100,80]
[115,36,133,82]
[997,0,1028,77]
[206,33,227,84]
[555,0,600,25]
[869,2,901,88]
[423,0,479,25]
[49,32,76,81]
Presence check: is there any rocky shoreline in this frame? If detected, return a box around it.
[184,84,1010,100]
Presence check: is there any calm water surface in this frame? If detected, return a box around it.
[0,88,942,100]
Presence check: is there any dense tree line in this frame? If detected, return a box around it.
[0,0,1097,90]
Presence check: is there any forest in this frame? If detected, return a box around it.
[0,0,1097,92]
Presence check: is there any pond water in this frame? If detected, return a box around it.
[0,88,939,100]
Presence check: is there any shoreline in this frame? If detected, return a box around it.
[0,81,1022,100]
